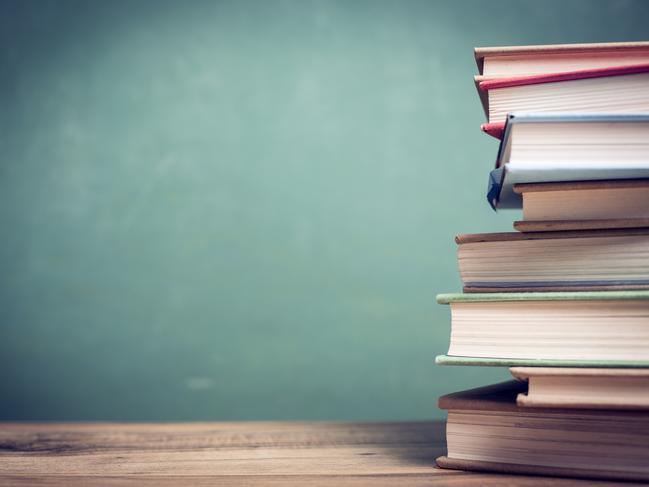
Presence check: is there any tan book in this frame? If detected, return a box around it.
[511,367,649,410]
[513,180,649,232]
[438,380,649,482]
[455,228,649,292]
[475,41,649,78]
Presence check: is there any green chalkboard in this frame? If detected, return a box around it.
[1,0,648,420]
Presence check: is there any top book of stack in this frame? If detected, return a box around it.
[475,41,649,138]
[476,41,649,77]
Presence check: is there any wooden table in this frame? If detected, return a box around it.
[0,421,638,486]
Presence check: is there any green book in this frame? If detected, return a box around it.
[437,290,649,304]
[435,355,649,368]
[436,290,649,365]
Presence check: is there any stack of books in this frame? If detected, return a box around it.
[436,41,649,481]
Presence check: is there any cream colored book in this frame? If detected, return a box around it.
[436,291,649,362]
[513,180,649,232]
[511,367,649,410]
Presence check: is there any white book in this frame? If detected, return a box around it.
[488,113,649,209]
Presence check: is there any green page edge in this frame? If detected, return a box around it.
[436,290,649,304]
[436,355,649,368]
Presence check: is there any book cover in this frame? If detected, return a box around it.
[436,456,649,482]
[513,218,649,232]
[435,355,649,368]
[480,121,505,139]
[439,379,524,411]
[436,289,649,304]
[455,227,649,244]
[479,63,649,91]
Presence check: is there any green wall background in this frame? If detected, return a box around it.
[1,0,648,420]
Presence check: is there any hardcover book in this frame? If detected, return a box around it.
[476,64,649,125]
[476,41,649,78]
[513,180,649,232]
[454,228,649,292]
[510,367,649,410]
[436,291,649,363]
[437,380,649,482]
[486,113,649,209]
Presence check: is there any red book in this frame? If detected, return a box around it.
[475,63,649,125]
[479,63,649,91]
[480,122,505,139]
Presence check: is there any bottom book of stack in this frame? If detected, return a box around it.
[438,378,649,482]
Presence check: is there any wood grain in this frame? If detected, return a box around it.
[0,421,640,486]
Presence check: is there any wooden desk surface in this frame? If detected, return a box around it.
[0,421,638,486]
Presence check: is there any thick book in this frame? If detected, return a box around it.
[437,380,649,482]
[476,41,649,78]
[475,64,649,125]
[513,180,649,232]
[510,367,649,410]
[436,291,649,363]
[455,228,649,292]
[486,113,649,209]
